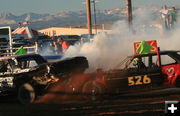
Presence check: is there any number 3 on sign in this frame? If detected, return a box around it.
[128,75,151,86]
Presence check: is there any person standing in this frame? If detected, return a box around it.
[34,41,38,53]
[80,37,85,45]
[62,39,69,52]
[56,38,63,54]
[48,42,55,55]
[57,38,69,53]
[53,40,58,55]
[169,7,177,29]
[160,5,171,30]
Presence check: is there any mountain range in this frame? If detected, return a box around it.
[0,8,127,30]
[1,5,178,30]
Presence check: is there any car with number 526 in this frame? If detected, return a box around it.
[79,50,180,99]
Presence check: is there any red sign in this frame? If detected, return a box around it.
[134,40,158,55]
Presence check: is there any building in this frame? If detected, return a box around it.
[38,23,113,37]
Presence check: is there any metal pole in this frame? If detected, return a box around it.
[86,0,92,36]
[8,26,13,55]
[93,0,97,34]
[127,0,132,28]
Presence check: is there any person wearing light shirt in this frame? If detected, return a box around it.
[160,5,171,30]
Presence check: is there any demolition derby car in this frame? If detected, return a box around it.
[98,50,180,94]
[57,50,180,100]
[0,54,88,104]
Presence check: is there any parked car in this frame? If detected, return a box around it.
[54,35,81,45]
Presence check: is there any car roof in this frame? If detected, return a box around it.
[130,50,180,58]
[0,54,44,60]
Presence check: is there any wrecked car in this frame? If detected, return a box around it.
[61,50,180,100]
[0,54,88,104]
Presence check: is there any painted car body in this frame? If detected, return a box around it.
[100,50,180,94]
[0,54,88,103]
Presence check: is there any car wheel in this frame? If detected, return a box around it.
[82,81,104,101]
[18,83,35,104]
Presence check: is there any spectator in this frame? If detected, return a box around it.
[80,37,85,45]
[169,7,177,29]
[53,40,58,55]
[160,5,171,30]
[48,42,55,55]
[34,41,38,53]
[62,39,69,52]
[57,38,69,53]
[56,38,63,54]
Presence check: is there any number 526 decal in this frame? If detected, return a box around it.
[128,75,151,86]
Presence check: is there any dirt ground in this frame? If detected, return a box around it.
[0,90,180,116]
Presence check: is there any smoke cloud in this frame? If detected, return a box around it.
[63,6,180,72]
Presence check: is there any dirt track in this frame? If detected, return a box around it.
[0,91,180,116]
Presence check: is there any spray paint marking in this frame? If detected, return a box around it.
[165,67,175,78]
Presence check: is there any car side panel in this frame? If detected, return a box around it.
[104,68,163,94]
[161,64,180,85]
[0,72,15,95]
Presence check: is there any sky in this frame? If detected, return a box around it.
[0,0,179,16]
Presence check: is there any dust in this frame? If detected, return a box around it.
[35,73,93,104]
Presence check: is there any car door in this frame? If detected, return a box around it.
[104,55,163,94]
[124,55,163,93]
[160,54,179,85]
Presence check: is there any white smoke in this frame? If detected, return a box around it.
[62,6,180,72]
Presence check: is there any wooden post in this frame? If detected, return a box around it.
[86,0,92,36]
[127,0,132,28]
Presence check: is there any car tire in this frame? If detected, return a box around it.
[82,81,104,101]
[18,83,35,104]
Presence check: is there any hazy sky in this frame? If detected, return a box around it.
[0,0,179,15]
